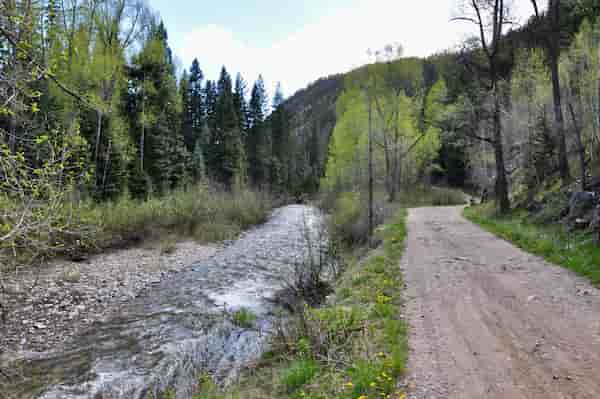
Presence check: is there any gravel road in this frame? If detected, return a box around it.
[402,206,600,399]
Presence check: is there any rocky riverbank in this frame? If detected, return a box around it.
[1,205,324,399]
[0,241,217,355]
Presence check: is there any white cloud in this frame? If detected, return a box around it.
[176,0,535,99]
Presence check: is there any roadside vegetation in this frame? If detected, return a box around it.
[187,187,464,399]
[465,202,600,286]
[0,184,273,272]
[191,209,410,399]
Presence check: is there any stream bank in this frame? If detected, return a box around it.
[1,205,324,399]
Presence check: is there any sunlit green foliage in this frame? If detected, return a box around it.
[323,59,444,199]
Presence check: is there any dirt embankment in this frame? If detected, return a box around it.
[0,241,216,355]
[402,206,600,399]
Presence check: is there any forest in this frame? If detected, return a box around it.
[322,0,600,224]
[0,0,329,273]
[3,0,600,294]
[3,1,600,398]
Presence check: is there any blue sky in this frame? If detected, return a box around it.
[151,0,352,47]
[151,0,536,99]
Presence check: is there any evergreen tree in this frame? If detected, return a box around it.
[187,58,205,151]
[209,66,243,188]
[247,75,270,186]
[204,80,218,135]
[180,69,192,151]
[155,21,174,68]
[233,73,250,135]
[272,82,285,110]
[270,83,290,190]
[123,20,189,193]
[191,139,207,182]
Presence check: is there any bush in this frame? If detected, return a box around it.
[326,186,465,245]
[279,359,319,393]
[91,185,272,246]
[465,204,600,286]
[231,308,257,329]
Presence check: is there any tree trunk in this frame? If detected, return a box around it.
[8,113,17,152]
[95,111,102,163]
[551,56,571,184]
[384,144,392,201]
[7,0,17,152]
[368,95,374,247]
[102,138,112,193]
[549,0,571,184]
[389,154,398,202]
[140,86,145,171]
[568,102,587,191]
[596,43,600,178]
[493,80,510,213]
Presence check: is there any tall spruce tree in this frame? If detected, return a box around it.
[180,69,192,151]
[270,83,290,190]
[247,75,270,187]
[187,58,205,151]
[204,80,217,135]
[233,73,250,135]
[124,20,189,194]
[209,67,243,188]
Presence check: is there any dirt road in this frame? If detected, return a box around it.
[402,206,600,399]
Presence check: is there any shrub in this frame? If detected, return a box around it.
[280,359,319,393]
[231,308,257,329]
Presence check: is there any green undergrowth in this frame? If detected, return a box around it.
[464,203,600,286]
[1,184,274,271]
[191,210,410,399]
[326,186,465,246]
[231,308,258,329]
[91,185,273,246]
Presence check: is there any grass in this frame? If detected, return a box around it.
[279,359,320,393]
[186,187,464,399]
[91,185,273,246]
[464,203,600,286]
[326,186,465,246]
[231,308,257,329]
[191,209,411,399]
[1,184,274,271]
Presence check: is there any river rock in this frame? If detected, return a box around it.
[568,192,595,220]
[588,176,600,191]
[591,206,600,244]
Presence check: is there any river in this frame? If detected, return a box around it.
[6,205,323,399]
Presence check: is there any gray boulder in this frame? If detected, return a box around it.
[588,176,600,191]
[568,192,596,220]
[591,206,600,245]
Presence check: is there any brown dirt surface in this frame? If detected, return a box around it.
[0,240,216,356]
[402,206,600,399]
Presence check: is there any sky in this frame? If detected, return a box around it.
[151,0,538,100]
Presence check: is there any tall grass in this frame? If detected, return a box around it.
[1,184,273,270]
[88,185,273,247]
[325,186,465,245]
[465,204,600,286]
[191,210,411,399]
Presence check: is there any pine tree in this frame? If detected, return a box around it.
[209,67,243,188]
[247,75,270,187]
[272,82,285,110]
[191,139,206,182]
[270,83,290,190]
[124,20,189,193]
[233,73,249,135]
[187,58,205,151]
[204,80,217,135]
[180,69,193,152]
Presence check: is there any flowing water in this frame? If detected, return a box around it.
[6,205,323,399]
